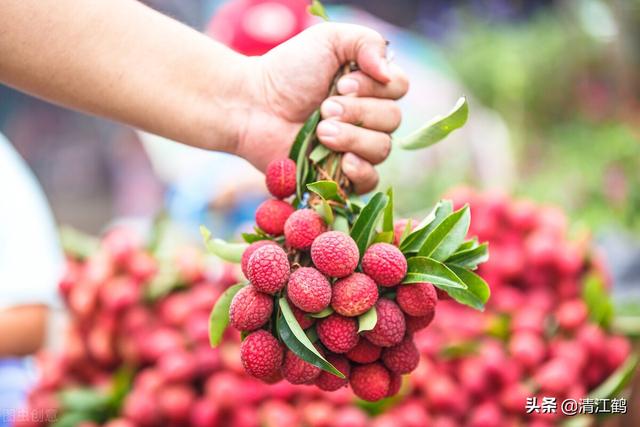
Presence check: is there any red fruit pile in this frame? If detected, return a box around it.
[227,159,438,402]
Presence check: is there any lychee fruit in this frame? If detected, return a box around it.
[317,314,359,353]
[381,336,419,374]
[387,373,402,397]
[241,240,277,278]
[364,299,406,347]
[229,285,274,331]
[393,219,414,246]
[405,313,435,334]
[284,209,327,250]
[310,231,359,278]
[281,349,321,384]
[331,273,378,317]
[286,267,331,313]
[291,304,315,329]
[256,199,295,236]
[246,244,290,295]
[315,354,350,391]
[346,338,382,364]
[240,330,283,381]
[555,299,588,331]
[362,243,407,286]
[509,331,546,369]
[266,158,296,199]
[396,282,437,317]
[349,363,391,402]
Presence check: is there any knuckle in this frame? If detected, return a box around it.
[388,104,402,130]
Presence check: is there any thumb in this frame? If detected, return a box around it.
[323,23,390,84]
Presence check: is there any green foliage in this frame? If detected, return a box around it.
[399,97,469,150]
[307,180,344,203]
[277,298,344,378]
[357,307,377,332]
[200,226,247,263]
[582,273,614,328]
[209,283,245,347]
[308,0,329,21]
[290,110,321,199]
[418,205,470,260]
[589,353,639,400]
[400,200,453,254]
[350,192,389,256]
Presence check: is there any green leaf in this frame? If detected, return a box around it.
[314,199,334,225]
[456,238,479,252]
[358,307,377,332]
[290,110,321,198]
[277,298,345,378]
[350,192,389,257]
[308,0,330,21]
[418,205,470,261]
[209,283,245,347]
[398,219,413,246]
[307,180,344,203]
[403,257,467,290]
[333,214,350,234]
[242,233,270,244]
[373,231,394,244]
[382,188,394,233]
[309,144,332,164]
[399,97,469,150]
[446,242,489,270]
[400,201,453,254]
[439,341,479,359]
[446,266,491,310]
[309,306,334,318]
[200,226,247,263]
[582,274,614,328]
[589,353,638,400]
[59,388,110,413]
[51,412,97,427]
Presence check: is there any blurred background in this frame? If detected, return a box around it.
[2,0,640,425]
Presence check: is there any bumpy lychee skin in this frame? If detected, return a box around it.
[246,245,290,295]
[282,349,321,384]
[291,304,315,330]
[286,267,331,313]
[362,243,407,287]
[315,354,350,391]
[317,314,359,353]
[365,299,406,347]
[229,285,273,331]
[240,330,283,381]
[405,312,435,334]
[350,363,391,402]
[396,282,438,317]
[265,158,296,199]
[241,240,276,278]
[255,199,295,236]
[331,273,378,317]
[387,373,402,397]
[311,231,359,278]
[381,336,420,374]
[346,338,382,364]
[284,209,327,250]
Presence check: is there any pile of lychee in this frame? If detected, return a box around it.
[229,158,438,401]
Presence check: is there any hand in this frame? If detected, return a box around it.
[234,23,409,194]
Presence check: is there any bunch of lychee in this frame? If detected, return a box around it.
[229,158,438,401]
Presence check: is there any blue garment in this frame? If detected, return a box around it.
[0,359,36,427]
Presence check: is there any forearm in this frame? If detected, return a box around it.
[0,0,251,152]
[0,305,47,357]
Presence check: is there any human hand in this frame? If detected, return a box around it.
[234,23,409,194]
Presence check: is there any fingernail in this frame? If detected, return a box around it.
[337,78,359,95]
[317,120,340,139]
[322,100,344,118]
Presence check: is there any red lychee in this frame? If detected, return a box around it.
[229,285,274,331]
[265,158,296,199]
[157,350,197,383]
[157,384,196,425]
[315,354,350,391]
[240,330,283,381]
[317,314,359,354]
[241,240,277,278]
[291,304,315,329]
[190,399,222,427]
[393,219,414,246]
[331,273,378,317]
[396,282,437,317]
[346,338,382,363]
[405,312,436,334]
[387,373,402,397]
[362,243,407,287]
[122,390,159,427]
[555,299,588,331]
[310,231,359,278]
[284,209,327,250]
[364,299,406,347]
[349,363,391,402]
[256,199,295,236]
[282,349,321,384]
[381,336,419,374]
[509,331,546,369]
[286,267,331,313]
[246,244,290,295]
